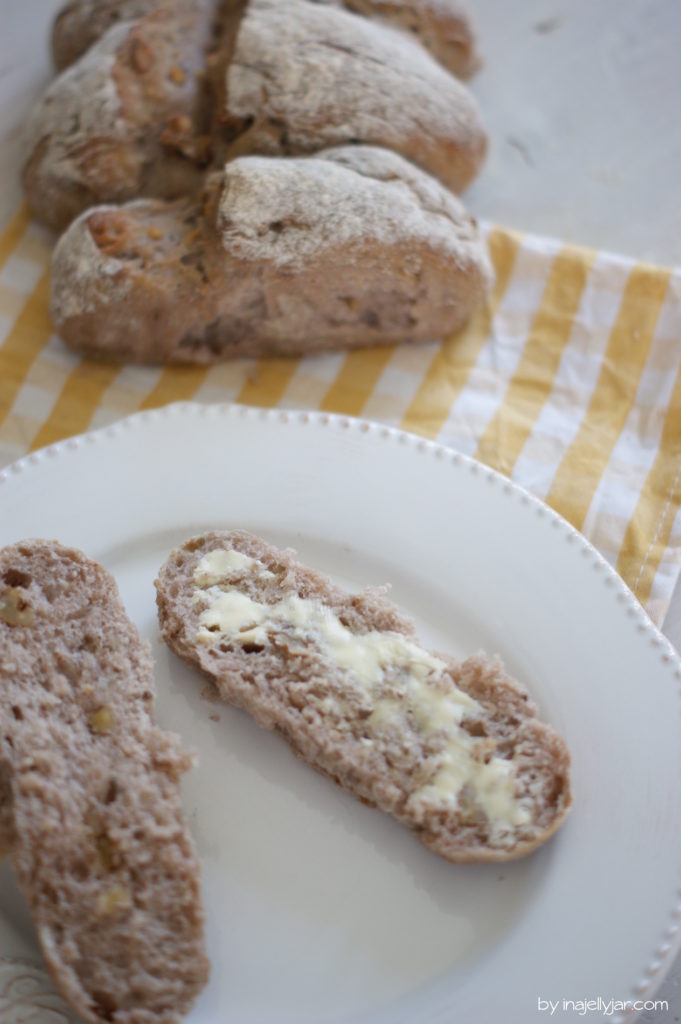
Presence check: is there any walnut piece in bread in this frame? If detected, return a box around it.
[156,531,572,863]
[0,540,209,1024]
[50,145,492,364]
[223,0,486,194]
[23,1,216,233]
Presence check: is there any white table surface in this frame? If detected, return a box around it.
[1,1,680,1019]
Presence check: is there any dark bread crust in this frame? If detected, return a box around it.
[156,531,572,863]
[0,540,209,1024]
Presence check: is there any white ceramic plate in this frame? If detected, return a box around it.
[1,402,680,1024]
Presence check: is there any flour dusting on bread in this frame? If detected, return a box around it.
[225,0,486,192]
[218,148,487,270]
[50,146,491,362]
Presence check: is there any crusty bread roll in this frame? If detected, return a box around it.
[223,0,486,194]
[29,0,485,232]
[156,531,572,863]
[50,145,492,364]
[0,540,209,1024]
[52,0,479,79]
[24,1,216,233]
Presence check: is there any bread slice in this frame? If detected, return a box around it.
[0,540,209,1024]
[50,145,491,363]
[156,531,571,863]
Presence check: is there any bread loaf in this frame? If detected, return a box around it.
[24,1,216,232]
[223,0,486,193]
[50,145,492,363]
[156,531,572,863]
[31,0,484,232]
[52,0,478,79]
[0,540,209,1024]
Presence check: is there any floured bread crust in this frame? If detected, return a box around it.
[224,0,486,193]
[50,146,492,363]
[33,0,484,233]
[52,0,479,78]
[315,0,479,77]
[24,1,216,232]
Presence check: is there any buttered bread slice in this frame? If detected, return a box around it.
[156,531,571,862]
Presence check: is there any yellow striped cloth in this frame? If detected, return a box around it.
[1,204,679,625]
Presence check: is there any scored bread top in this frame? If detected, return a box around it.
[0,540,209,1024]
[33,0,483,232]
[225,0,486,193]
[156,531,571,862]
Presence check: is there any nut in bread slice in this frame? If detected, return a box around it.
[0,540,209,1024]
[156,531,572,863]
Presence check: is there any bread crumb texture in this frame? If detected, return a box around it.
[156,530,571,863]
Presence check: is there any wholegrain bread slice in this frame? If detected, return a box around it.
[0,540,209,1024]
[156,531,571,863]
